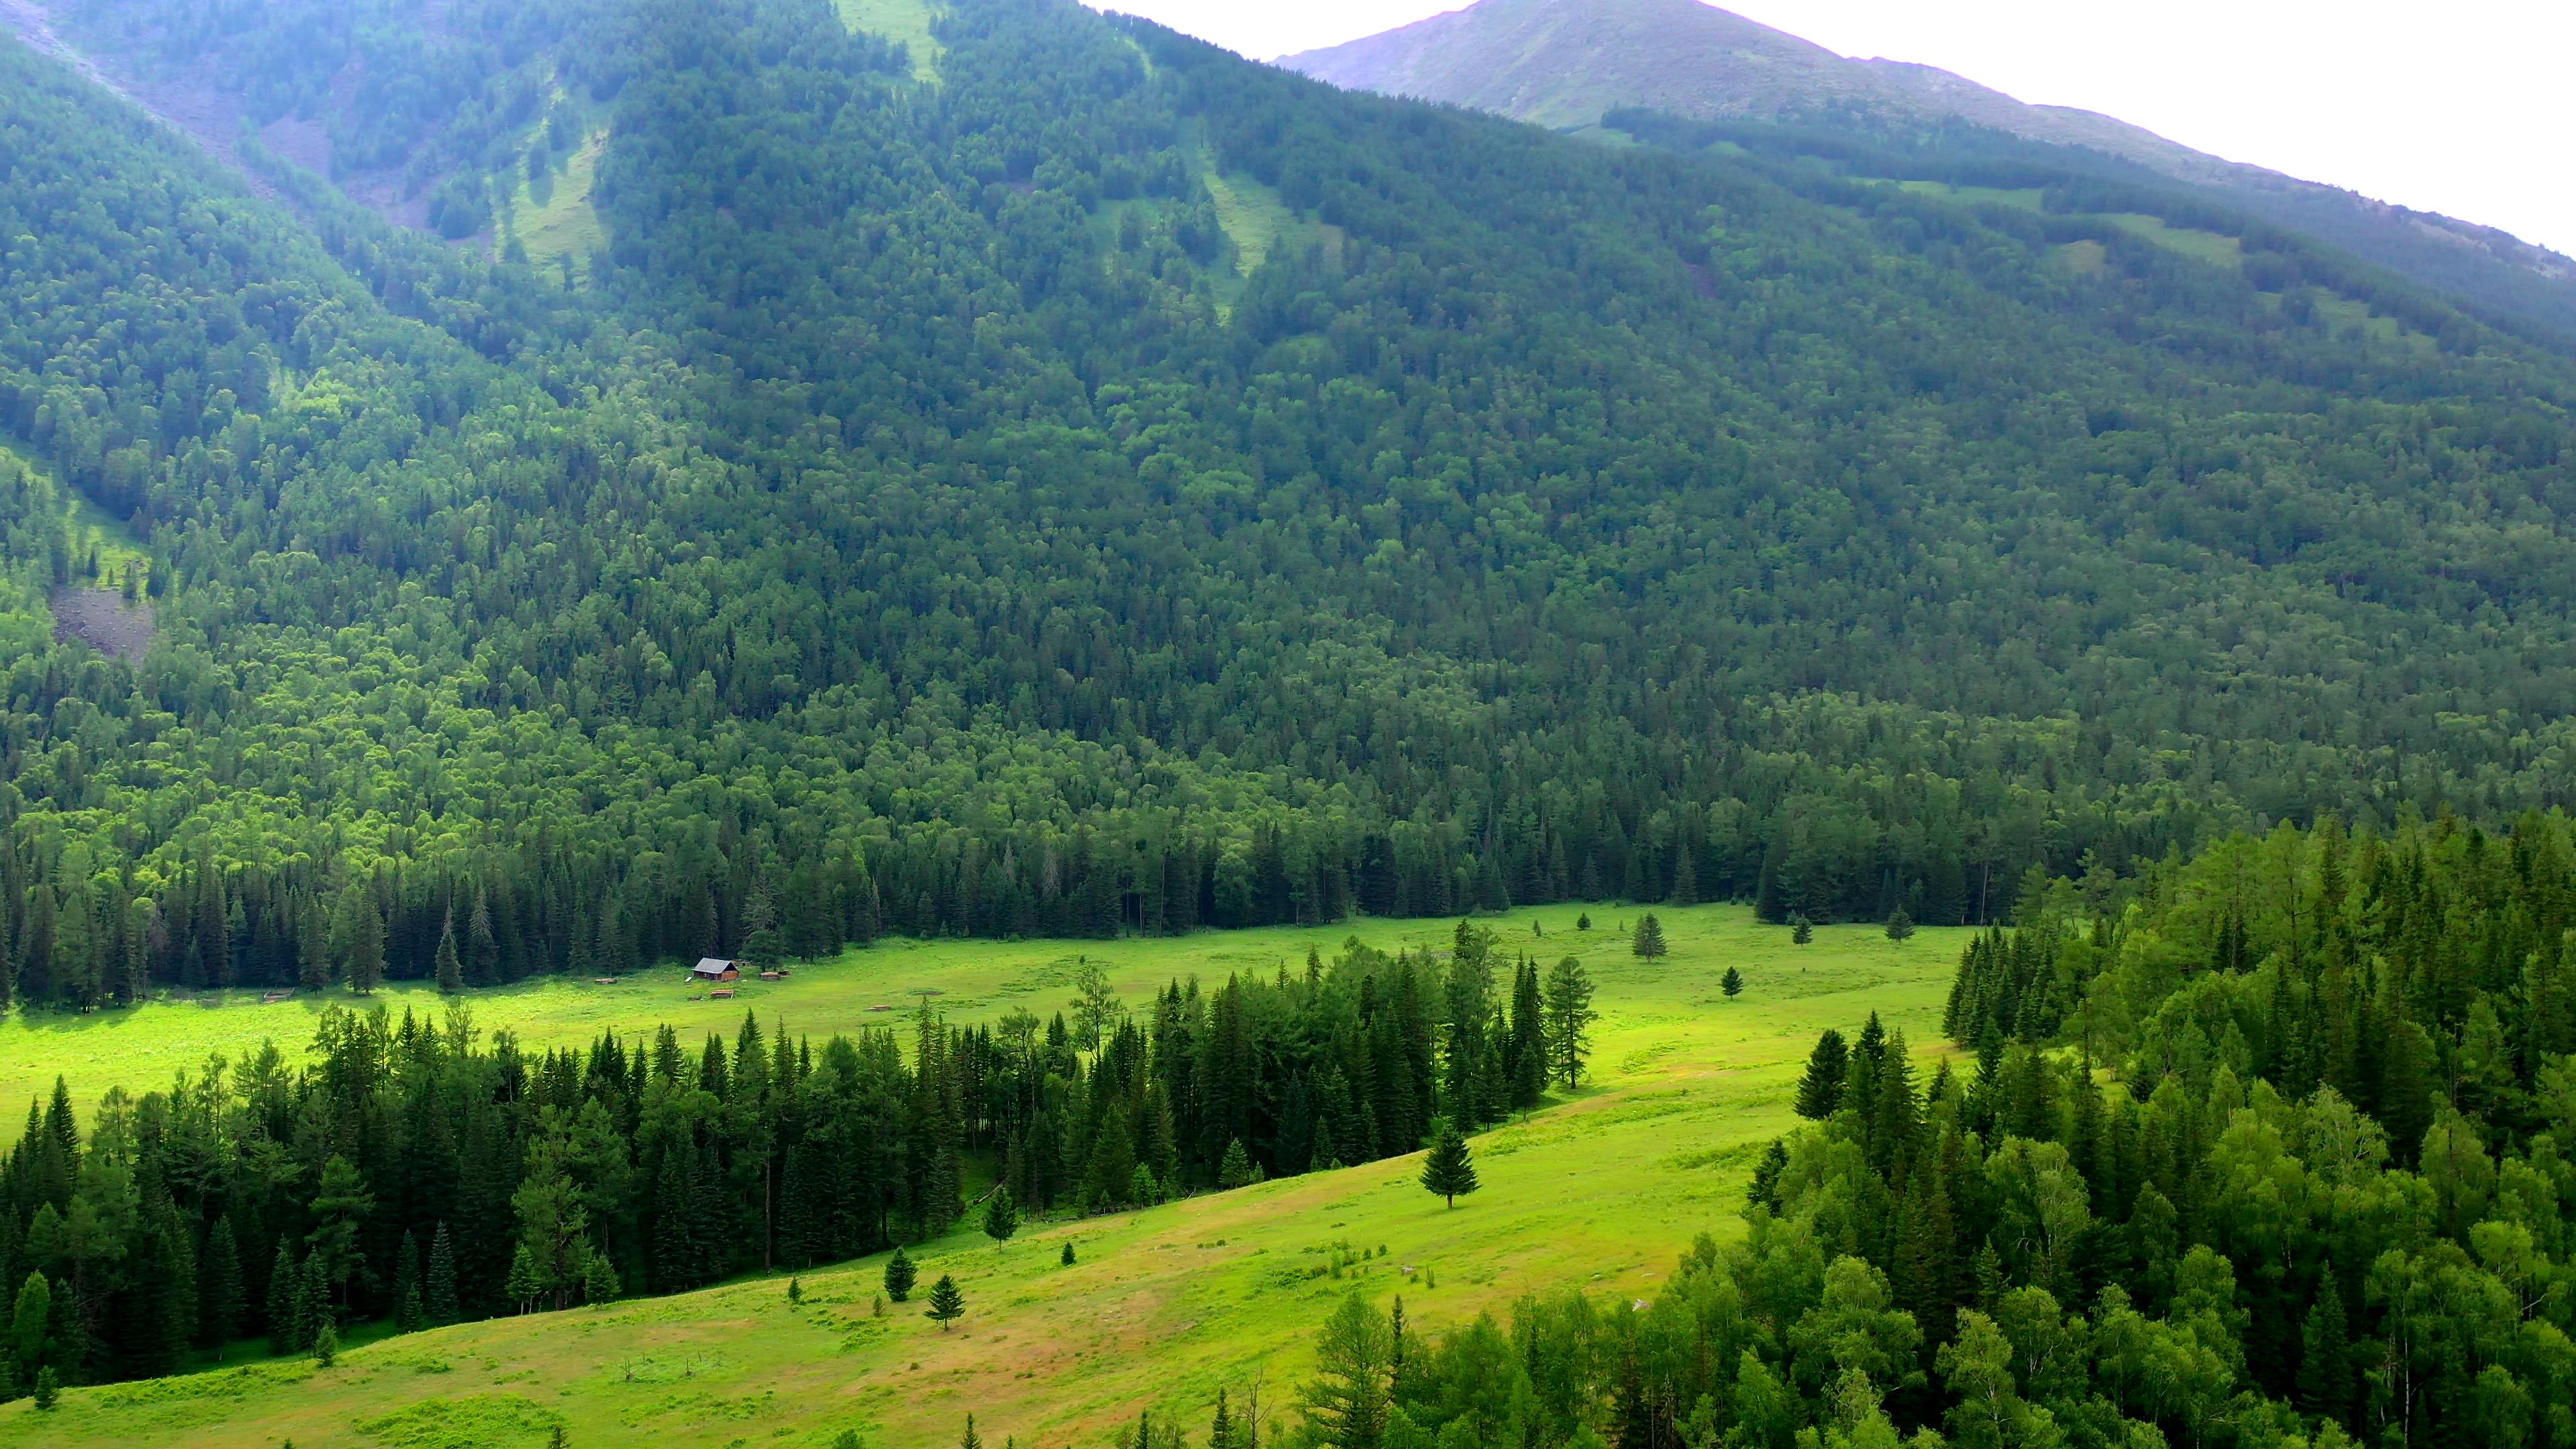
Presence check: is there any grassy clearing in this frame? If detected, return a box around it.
[837,0,943,83]
[0,904,1966,1449]
[1201,166,1296,283]
[1893,179,2045,211]
[2053,238,2110,277]
[1,437,151,588]
[504,128,607,268]
[2100,212,2243,268]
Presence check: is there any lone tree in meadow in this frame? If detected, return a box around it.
[1790,914,1813,946]
[983,1187,1019,1242]
[924,1273,965,1330]
[1061,1240,1077,1267]
[1631,912,1668,959]
[1885,904,1915,942]
[1419,1119,1480,1208]
[1794,1029,1849,1119]
[884,1246,918,1303]
[1721,966,1743,999]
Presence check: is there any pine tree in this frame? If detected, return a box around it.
[923,1273,965,1330]
[1794,1030,1849,1119]
[506,1243,541,1313]
[1721,965,1743,999]
[983,1188,1019,1242]
[201,1216,245,1357]
[1419,1119,1479,1208]
[1576,912,1591,931]
[13,1271,51,1383]
[2296,1286,2351,1425]
[313,1321,339,1367]
[1542,956,1596,1090]
[31,1365,57,1411]
[884,1247,917,1303]
[266,1240,298,1354]
[427,1222,460,1326]
[1218,1138,1255,1189]
[1886,904,1915,942]
[582,1254,620,1305]
[434,908,464,994]
[959,1414,983,1449]
[1630,912,1667,959]
[1061,1240,1076,1267]
[393,1230,423,1333]
[1747,1138,1788,1212]
[1791,914,1813,946]
[346,890,384,995]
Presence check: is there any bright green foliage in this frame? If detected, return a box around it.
[1631,914,1668,959]
[1301,1294,1392,1449]
[922,1273,964,1331]
[982,1189,1019,1243]
[312,1322,339,1367]
[1218,1140,1255,1190]
[883,1248,917,1304]
[1419,1119,1479,1207]
[33,1364,59,1411]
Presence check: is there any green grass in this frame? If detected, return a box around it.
[1893,179,2045,212]
[0,437,151,589]
[2100,212,2243,269]
[503,129,607,268]
[0,904,1968,1449]
[836,0,943,82]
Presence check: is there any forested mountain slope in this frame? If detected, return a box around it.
[1280,0,2576,345]
[1,0,2575,1016]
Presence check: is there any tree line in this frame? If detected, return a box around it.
[0,923,1596,1397]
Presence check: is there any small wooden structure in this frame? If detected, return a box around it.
[759,970,784,981]
[710,988,737,1000]
[692,957,741,983]
[594,976,621,985]
[261,991,291,1004]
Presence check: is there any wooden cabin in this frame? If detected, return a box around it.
[692,957,741,983]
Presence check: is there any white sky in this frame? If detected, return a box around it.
[1093,0,2576,258]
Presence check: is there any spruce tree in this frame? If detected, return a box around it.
[1218,1138,1254,1189]
[982,1187,1019,1242]
[1746,1138,1788,1212]
[1630,912,1667,959]
[393,1230,422,1333]
[1542,956,1596,1090]
[2296,1287,2351,1424]
[1419,1119,1479,1208]
[313,1321,338,1367]
[1721,966,1743,999]
[883,1247,917,1303]
[1576,912,1590,931]
[959,1414,982,1449]
[923,1273,965,1330]
[1061,1240,1076,1267]
[32,1365,57,1411]
[266,1240,297,1355]
[427,1222,460,1326]
[1885,904,1915,942]
[1794,1030,1849,1120]
[201,1217,244,1358]
[434,908,464,994]
[346,891,385,995]
[1791,914,1813,945]
[582,1254,620,1305]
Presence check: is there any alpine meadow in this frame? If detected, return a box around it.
[0,0,2572,1445]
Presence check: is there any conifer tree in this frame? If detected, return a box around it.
[1061,1240,1076,1267]
[1747,1138,1788,1212]
[201,1217,244,1357]
[1631,912,1667,959]
[1419,1119,1479,1208]
[1542,956,1596,1090]
[266,1240,298,1354]
[1791,914,1813,945]
[1885,904,1915,942]
[1576,912,1591,931]
[313,1320,338,1366]
[884,1247,917,1303]
[434,908,464,994]
[32,1365,56,1411]
[1508,961,1547,1110]
[924,1273,965,1330]
[1218,1138,1255,1189]
[959,1414,982,1449]
[393,1229,422,1333]
[1721,966,1743,999]
[1794,1030,1849,1120]
[345,890,384,995]
[2296,1287,2351,1424]
[983,1187,1018,1242]
[427,1222,460,1326]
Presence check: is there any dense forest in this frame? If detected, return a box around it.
[0,923,1593,1391]
[1250,809,2576,1449]
[2,0,2573,1012]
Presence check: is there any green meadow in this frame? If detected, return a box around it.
[0,904,1965,1447]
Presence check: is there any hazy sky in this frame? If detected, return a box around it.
[1093,0,2576,258]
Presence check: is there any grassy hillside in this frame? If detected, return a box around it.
[0,904,1962,1447]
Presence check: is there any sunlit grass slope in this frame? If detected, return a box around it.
[0,905,1965,1448]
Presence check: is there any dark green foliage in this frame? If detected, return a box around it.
[883,1248,916,1304]
[393,1230,422,1334]
[1746,1137,1788,1212]
[427,1224,460,1327]
[32,1364,57,1411]
[981,1189,1018,1243]
[1543,956,1596,1090]
[922,1273,964,1330]
[1419,1120,1479,1208]
[1884,904,1913,942]
[1793,1029,1848,1119]
[1720,965,1743,998]
[1631,913,1668,959]
[1061,1240,1077,1267]
[311,1321,338,1367]
[1791,915,1814,946]
[786,1278,802,1305]
[201,1218,245,1356]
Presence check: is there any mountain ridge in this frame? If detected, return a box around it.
[1279,0,2576,337]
